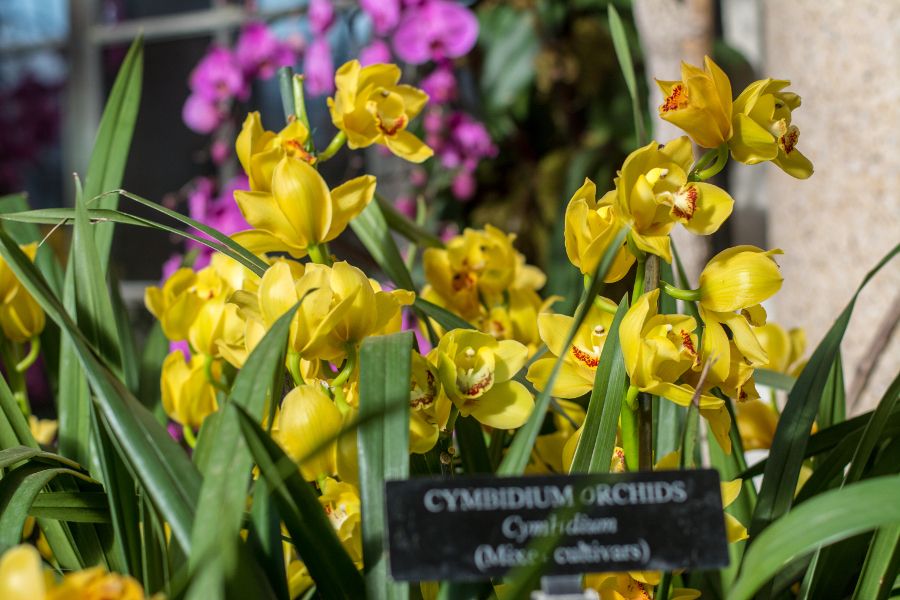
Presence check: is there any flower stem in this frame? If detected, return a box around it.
[691,144,729,181]
[631,256,646,302]
[331,348,357,389]
[660,281,702,302]
[286,351,304,387]
[15,337,40,373]
[638,255,660,471]
[317,131,347,162]
[204,355,229,394]
[307,243,333,266]
[620,388,640,471]
[0,340,30,418]
[182,424,197,449]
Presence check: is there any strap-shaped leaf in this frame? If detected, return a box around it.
[235,405,365,598]
[358,331,413,600]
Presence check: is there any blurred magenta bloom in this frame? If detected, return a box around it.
[182,94,222,134]
[361,0,401,35]
[210,139,230,165]
[451,169,476,200]
[308,0,335,35]
[359,39,392,66]
[393,1,478,65]
[189,47,246,101]
[421,66,457,104]
[235,22,296,79]
[451,114,496,163]
[303,37,334,95]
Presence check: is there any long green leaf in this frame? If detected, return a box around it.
[749,244,898,538]
[569,296,628,473]
[235,405,365,598]
[358,332,413,600]
[0,230,201,551]
[499,229,627,475]
[0,462,100,552]
[187,303,300,600]
[755,368,796,392]
[82,36,143,268]
[818,351,845,429]
[29,491,110,523]
[730,476,900,600]
[853,524,900,600]
[351,199,415,291]
[0,194,63,293]
[414,298,476,332]
[375,193,443,249]
[455,416,493,474]
[608,4,645,144]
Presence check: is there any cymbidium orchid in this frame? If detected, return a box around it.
[241,260,413,362]
[0,544,148,600]
[160,350,220,430]
[276,384,342,482]
[526,399,585,474]
[615,137,734,262]
[436,329,533,429]
[697,246,784,314]
[233,155,376,259]
[526,297,618,398]
[656,56,733,149]
[563,178,634,282]
[0,243,45,343]
[318,477,363,564]
[754,321,807,376]
[620,290,722,410]
[328,60,432,163]
[408,351,446,453]
[729,79,813,178]
[235,111,315,192]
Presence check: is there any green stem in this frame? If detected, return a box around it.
[278,67,297,123]
[0,340,30,418]
[620,392,640,471]
[286,351,304,387]
[15,337,41,373]
[204,355,229,394]
[656,572,673,600]
[307,243,333,266]
[331,348,357,389]
[688,147,718,174]
[692,144,729,181]
[317,131,346,162]
[631,256,646,302]
[638,256,661,471]
[291,75,312,148]
[660,281,702,302]
[182,424,197,449]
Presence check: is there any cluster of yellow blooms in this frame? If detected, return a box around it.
[0,54,813,599]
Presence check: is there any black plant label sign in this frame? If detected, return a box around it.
[385,469,729,581]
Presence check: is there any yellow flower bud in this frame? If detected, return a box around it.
[277,385,342,482]
[0,243,45,343]
[656,56,733,148]
[729,79,813,179]
[563,178,634,281]
[160,350,219,430]
[0,544,45,600]
[436,330,533,429]
[698,245,783,313]
[328,60,432,163]
[233,155,375,258]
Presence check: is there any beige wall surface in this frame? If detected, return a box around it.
[764,0,900,413]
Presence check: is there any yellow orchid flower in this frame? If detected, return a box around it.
[0,243,45,343]
[736,398,779,451]
[526,399,585,474]
[423,225,521,319]
[526,297,618,398]
[698,246,784,313]
[656,56,733,148]
[319,477,363,564]
[233,155,376,258]
[236,111,315,192]
[620,289,722,409]
[615,138,734,262]
[160,350,219,430]
[276,384,342,482]
[28,417,57,446]
[729,78,813,178]
[563,178,635,281]
[721,478,750,543]
[328,60,432,163]
[754,321,807,375]
[584,571,700,600]
[409,351,445,454]
[436,329,533,429]
[0,544,150,600]
[252,261,413,362]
